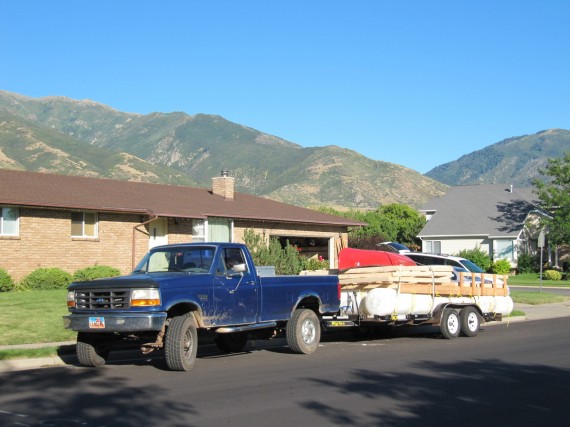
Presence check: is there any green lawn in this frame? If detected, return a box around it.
[508,273,570,287]
[0,289,76,346]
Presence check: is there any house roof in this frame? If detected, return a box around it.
[0,169,365,227]
[418,184,540,238]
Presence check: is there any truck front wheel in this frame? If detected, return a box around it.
[287,308,321,354]
[165,313,198,371]
[76,332,109,368]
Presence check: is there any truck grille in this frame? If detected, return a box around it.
[74,289,131,310]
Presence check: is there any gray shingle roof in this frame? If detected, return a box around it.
[419,184,540,238]
[0,169,365,227]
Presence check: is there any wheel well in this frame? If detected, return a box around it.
[295,296,320,314]
[167,303,202,326]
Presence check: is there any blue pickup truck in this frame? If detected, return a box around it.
[63,242,340,371]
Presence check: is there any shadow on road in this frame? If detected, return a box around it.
[300,358,570,426]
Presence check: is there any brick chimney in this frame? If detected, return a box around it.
[212,170,235,200]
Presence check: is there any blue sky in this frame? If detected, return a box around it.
[1,1,569,173]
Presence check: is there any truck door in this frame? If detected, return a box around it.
[213,247,258,325]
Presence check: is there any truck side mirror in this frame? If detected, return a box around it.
[232,263,246,274]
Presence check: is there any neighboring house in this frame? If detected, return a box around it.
[0,169,364,281]
[418,184,546,266]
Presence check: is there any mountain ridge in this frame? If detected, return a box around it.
[3,90,568,209]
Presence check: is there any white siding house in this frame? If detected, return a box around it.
[418,184,545,266]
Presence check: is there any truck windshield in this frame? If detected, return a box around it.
[133,247,215,273]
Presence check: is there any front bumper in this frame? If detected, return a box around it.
[63,312,167,333]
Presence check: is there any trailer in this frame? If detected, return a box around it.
[318,265,512,338]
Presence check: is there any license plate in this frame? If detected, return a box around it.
[329,321,351,327]
[89,317,105,329]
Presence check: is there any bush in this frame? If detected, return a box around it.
[244,229,311,275]
[517,253,539,274]
[457,246,491,272]
[73,266,121,282]
[491,259,512,275]
[543,269,562,281]
[20,268,73,290]
[301,256,329,271]
[0,268,16,292]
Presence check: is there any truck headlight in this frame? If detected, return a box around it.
[67,291,76,308]
[131,289,161,306]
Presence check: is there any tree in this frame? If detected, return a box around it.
[316,204,425,246]
[532,151,570,245]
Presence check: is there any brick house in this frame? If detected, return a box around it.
[0,169,364,281]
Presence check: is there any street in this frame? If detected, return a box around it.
[1,318,570,427]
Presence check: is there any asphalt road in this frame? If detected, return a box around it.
[1,318,569,427]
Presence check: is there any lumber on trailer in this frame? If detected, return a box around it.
[337,265,508,297]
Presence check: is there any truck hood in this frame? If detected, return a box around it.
[68,272,210,290]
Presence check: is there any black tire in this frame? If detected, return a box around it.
[165,313,198,371]
[215,332,249,353]
[460,306,481,337]
[286,308,321,354]
[76,333,109,368]
[440,308,460,339]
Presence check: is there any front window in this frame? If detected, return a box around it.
[494,239,515,261]
[192,220,206,242]
[71,212,98,237]
[0,207,19,236]
[134,246,216,273]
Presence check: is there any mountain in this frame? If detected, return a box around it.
[0,90,447,209]
[425,129,570,186]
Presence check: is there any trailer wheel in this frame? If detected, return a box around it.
[460,306,481,337]
[215,332,249,353]
[287,308,321,354]
[440,308,460,339]
[165,313,198,371]
[76,333,109,368]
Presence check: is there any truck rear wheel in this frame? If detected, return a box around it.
[460,306,481,337]
[287,308,320,354]
[76,332,109,368]
[165,313,198,371]
[215,332,249,353]
[440,308,460,339]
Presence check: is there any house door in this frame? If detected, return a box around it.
[149,218,168,249]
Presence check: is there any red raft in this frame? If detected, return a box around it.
[338,248,416,271]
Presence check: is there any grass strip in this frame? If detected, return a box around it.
[0,347,61,360]
[510,290,567,305]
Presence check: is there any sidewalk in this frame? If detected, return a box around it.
[2,300,570,373]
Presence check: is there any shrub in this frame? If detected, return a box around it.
[301,256,329,271]
[73,266,121,282]
[543,269,562,281]
[20,268,73,290]
[491,259,512,275]
[0,268,16,292]
[457,246,491,272]
[244,229,316,275]
[517,253,539,274]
